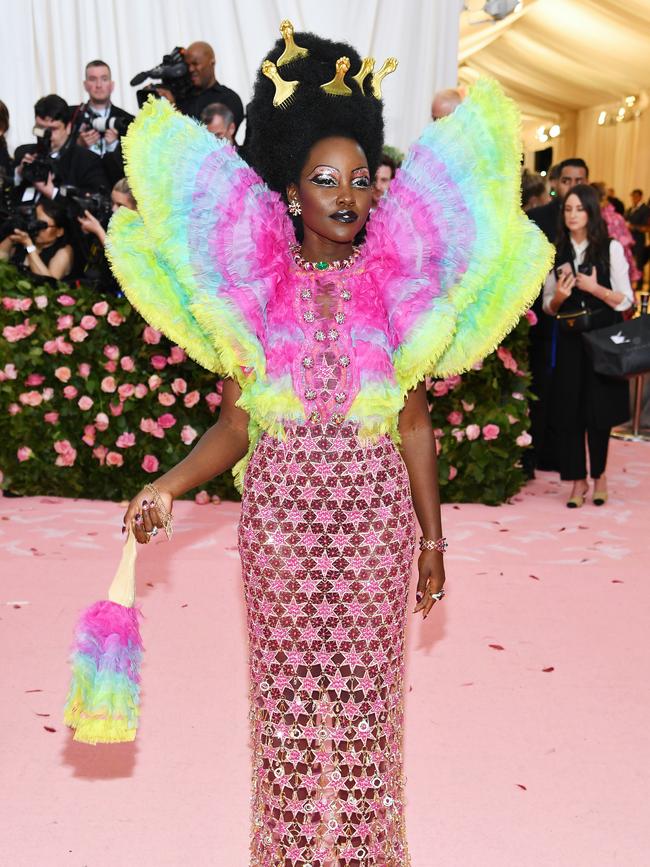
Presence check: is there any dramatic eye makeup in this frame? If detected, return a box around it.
[306,165,371,188]
[351,168,371,188]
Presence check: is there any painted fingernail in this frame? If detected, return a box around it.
[135,513,142,522]
[142,501,149,509]
[415,592,423,603]
[121,525,125,534]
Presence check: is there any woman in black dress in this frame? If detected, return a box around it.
[543,184,635,507]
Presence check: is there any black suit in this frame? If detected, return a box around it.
[178,82,244,130]
[14,140,109,200]
[527,196,561,244]
[69,103,134,187]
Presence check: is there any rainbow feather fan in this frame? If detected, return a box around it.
[64,532,142,744]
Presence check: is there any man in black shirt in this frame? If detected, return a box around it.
[177,41,244,133]
[14,94,109,204]
[625,188,649,276]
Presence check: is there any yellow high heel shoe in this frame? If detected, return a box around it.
[593,489,608,506]
[567,482,588,509]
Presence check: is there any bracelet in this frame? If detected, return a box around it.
[25,244,36,254]
[419,536,448,554]
[144,483,174,540]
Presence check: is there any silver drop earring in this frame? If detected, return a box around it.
[288,198,302,216]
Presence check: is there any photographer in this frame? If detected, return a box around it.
[200,102,236,143]
[176,42,243,133]
[77,177,137,247]
[0,100,11,184]
[0,197,73,280]
[71,60,134,186]
[13,95,109,205]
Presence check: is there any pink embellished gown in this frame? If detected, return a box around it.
[106,82,553,867]
[239,272,416,866]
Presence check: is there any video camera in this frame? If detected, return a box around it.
[60,186,113,228]
[21,127,53,186]
[130,47,193,108]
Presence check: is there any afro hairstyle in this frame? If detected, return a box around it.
[244,31,385,200]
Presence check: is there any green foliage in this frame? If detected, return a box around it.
[0,264,533,505]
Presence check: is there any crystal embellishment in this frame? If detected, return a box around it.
[341,289,352,301]
[305,388,317,400]
[314,330,326,341]
[338,355,350,367]
[335,311,345,324]
[302,356,313,368]
[301,289,312,300]
[303,310,315,322]
[334,392,346,404]
[327,328,339,341]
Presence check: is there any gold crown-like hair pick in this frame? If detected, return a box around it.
[277,19,309,67]
[262,60,300,108]
[352,57,375,94]
[320,56,352,96]
[371,57,398,99]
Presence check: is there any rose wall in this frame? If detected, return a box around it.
[0,264,535,505]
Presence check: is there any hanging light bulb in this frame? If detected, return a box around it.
[549,124,561,138]
[597,111,607,125]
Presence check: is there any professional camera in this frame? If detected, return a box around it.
[75,105,131,138]
[21,127,53,185]
[130,47,193,108]
[60,186,113,228]
[0,203,47,242]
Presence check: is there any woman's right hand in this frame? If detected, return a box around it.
[123,484,174,544]
[556,268,576,300]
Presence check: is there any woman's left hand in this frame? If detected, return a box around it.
[413,550,446,619]
[9,229,34,248]
[575,266,599,294]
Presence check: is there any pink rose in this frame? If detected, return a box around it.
[158,392,176,407]
[93,445,108,465]
[134,383,148,399]
[451,428,465,443]
[143,325,162,344]
[184,390,200,408]
[462,400,475,412]
[448,465,458,481]
[433,428,444,439]
[103,360,117,373]
[101,376,117,393]
[107,310,124,326]
[482,424,500,441]
[54,366,71,382]
[17,446,33,462]
[194,490,210,505]
[435,439,442,456]
[92,300,109,316]
[109,401,123,417]
[3,363,17,380]
[57,314,73,330]
[516,431,533,447]
[158,413,176,429]
[54,439,77,467]
[205,392,222,411]
[95,412,109,431]
[118,383,136,400]
[8,403,21,415]
[148,374,162,390]
[497,346,518,372]
[2,297,17,310]
[466,424,481,441]
[43,340,58,355]
[120,355,135,372]
[106,450,124,467]
[116,432,136,449]
[525,309,538,326]
[82,424,96,447]
[80,315,98,330]
[56,337,73,355]
[77,362,91,378]
[141,454,159,473]
[25,373,45,386]
[446,375,462,389]
[432,381,449,397]
[512,392,524,401]
[42,387,54,401]
[168,346,186,364]
[507,414,519,425]
[447,410,463,426]
[35,294,48,309]
[3,320,36,342]
[44,411,59,424]
[171,377,187,395]
[62,385,78,400]
[103,344,120,361]
[56,294,75,306]
[20,390,43,406]
[78,395,94,411]
[181,424,198,445]
[150,355,167,370]
[17,297,32,311]
[139,418,156,433]
[211,495,221,504]
[472,360,484,371]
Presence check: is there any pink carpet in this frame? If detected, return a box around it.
[2,439,649,866]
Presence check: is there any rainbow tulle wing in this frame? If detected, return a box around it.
[365,78,554,390]
[106,96,294,383]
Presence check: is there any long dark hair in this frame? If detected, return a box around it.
[556,183,610,271]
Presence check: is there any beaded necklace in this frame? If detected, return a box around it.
[291,243,360,272]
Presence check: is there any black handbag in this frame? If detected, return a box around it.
[555,299,606,333]
[582,316,650,379]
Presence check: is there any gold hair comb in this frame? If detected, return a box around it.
[262,60,300,108]
[352,57,375,94]
[277,19,309,67]
[371,57,398,99]
[320,56,352,97]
